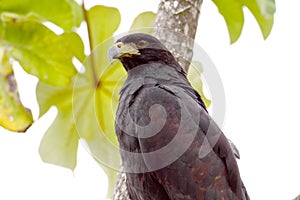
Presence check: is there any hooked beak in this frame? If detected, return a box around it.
[108,42,140,62]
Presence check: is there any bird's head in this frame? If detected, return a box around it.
[108,33,181,71]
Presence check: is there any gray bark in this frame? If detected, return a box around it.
[153,0,203,72]
[112,166,129,200]
[112,0,203,199]
[294,194,300,200]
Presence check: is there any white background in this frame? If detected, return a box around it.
[1,0,300,199]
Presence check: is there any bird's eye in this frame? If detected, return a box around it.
[137,40,147,48]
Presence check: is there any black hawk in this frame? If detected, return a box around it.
[108,33,249,200]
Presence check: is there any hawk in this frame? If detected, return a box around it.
[108,33,249,200]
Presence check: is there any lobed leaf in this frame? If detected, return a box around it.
[212,0,275,43]
[0,14,85,86]
[36,59,124,193]
[36,9,173,198]
[37,6,124,196]
[0,48,33,132]
[0,0,83,30]
[72,57,124,196]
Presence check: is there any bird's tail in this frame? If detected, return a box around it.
[242,181,250,200]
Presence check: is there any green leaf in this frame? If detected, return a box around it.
[39,110,79,170]
[37,58,124,196]
[36,5,122,196]
[75,56,124,197]
[0,14,85,85]
[37,79,77,169]
[36,41,125,197]
[212,0,244,44]
[0,0,83,30]
[212,0,275,43]
[188,61,211,108]
[0,17,3,35]
[0,47,33,132]
[244,0,275,39]
[36,80,73,118]
[130,11,156,34]
[87,5,121,49]
[37,9,158,197]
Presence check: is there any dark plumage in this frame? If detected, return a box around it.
[109,33,249,200]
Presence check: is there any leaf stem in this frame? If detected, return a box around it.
[82,0,98,87]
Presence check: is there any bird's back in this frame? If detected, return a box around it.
[115,63,249,200]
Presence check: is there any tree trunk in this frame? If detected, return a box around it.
[294,194,300,200]
[112,0,203,199]
[153,0,203,72]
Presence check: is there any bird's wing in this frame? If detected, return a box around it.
[128,85,248,200]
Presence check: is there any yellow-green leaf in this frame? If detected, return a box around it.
[188,61,211,108]
[0,0,83,30]
[0,17,3,35]
[87,5,121,49]
[36,5,122,193]
[212,0,275,43]
[130,11,156,34]
[0,47,33,132]
[37,78,77,169]
[75,56,124,197]
[212,0,244,44]
[36,42,125,198]
[36,10,160,197]
[36,81,73,118]
[39,109,79,170]
[244,0,274,39]
[0,14,85,86]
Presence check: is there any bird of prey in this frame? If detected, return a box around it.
[108,33,249,200]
